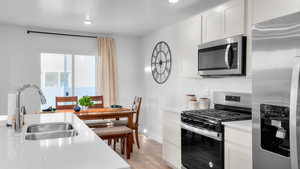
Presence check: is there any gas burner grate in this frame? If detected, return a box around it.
[183,109,251,122]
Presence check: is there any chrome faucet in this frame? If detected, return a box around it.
[15,84,47,132]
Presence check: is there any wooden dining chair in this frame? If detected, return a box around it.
[84,96,112,128]
[112,96,142,149]
[55,96,78,110]
[94,126,133,159]
[89,96,104,108]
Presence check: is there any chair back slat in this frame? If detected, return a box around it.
[89,96,104,108]
[56,96,78,110]
[131,97,142,126]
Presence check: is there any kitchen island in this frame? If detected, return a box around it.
[0,113,130,169]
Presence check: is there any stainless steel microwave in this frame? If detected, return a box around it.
[198,35,246,76]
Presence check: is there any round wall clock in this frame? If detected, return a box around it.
[151,41,172,84]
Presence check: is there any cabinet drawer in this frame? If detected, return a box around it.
[225,127,251,147]
[163,141,181,169]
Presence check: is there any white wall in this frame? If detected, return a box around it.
[115,36,144,106]
[0,24,142,114]
[140,12,252,142]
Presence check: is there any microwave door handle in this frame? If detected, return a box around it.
[225,44,231,69]
[290,63,300,169]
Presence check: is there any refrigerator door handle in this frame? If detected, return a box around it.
[290,63,300,169]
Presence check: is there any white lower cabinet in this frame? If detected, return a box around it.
[162,109,181,169]
[163,140,181,169]
[224,127,252,169]
[225,142,252,169]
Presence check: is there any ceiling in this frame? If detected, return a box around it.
[0,0,226,36]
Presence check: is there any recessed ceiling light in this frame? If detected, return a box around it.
[169,0,179,4]
[84,20,92,25]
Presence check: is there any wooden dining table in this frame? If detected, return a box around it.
[54,107,134,129]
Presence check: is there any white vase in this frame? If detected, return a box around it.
[82,106,88,111]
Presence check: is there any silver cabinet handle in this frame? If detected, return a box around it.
[290,63,300,169]
[225,44,232,69]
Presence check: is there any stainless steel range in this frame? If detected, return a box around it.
[181,92,252,169]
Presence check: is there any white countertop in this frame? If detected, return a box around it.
[161,106,194,114]
[0,113,130,169]
[222,120,252,132]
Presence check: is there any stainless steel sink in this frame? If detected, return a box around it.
[25,122,78,141]
[25,130,78,140]
[26,122,74,133]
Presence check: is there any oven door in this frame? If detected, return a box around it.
[198,35,246,76]
[181,123,223,169]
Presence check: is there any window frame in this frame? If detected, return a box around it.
[40,52,96,97]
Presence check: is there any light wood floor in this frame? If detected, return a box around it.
[114,135,172,169]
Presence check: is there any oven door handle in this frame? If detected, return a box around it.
[290,63,300,169]
[181,122,222,141]
[225,44,232,69]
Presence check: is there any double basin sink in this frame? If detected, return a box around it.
[25,122,78,141]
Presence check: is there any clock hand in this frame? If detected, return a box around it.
[160,59,170,63]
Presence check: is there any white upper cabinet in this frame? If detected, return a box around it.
[253,0,300,24]
[224,0,245,37]
[177,14,202,78]
[202,0,245,43]
[202,10,224,43]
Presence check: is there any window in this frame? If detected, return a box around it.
[74,55,96,98]
[41,53,96,108]
[45,72,59,87]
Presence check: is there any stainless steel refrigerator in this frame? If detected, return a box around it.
[252,12,300,169]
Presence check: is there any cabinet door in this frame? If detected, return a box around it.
[224,0,245,37]
[225,142,252,169]
[202,0,246,43]
[253,0,300,24]
[163,142,181,169]
[177,14,202,78]
[162,109,181,169]
[162,111,181,146]
[202,10,224,43]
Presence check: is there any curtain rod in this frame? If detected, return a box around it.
[27,30,98,39]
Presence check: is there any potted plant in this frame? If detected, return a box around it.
[79,96,94,110]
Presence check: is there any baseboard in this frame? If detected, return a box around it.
[146,132,163,144]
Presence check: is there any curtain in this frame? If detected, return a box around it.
[96,37,118,106]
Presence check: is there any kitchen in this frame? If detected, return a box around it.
[0,0,300,169]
